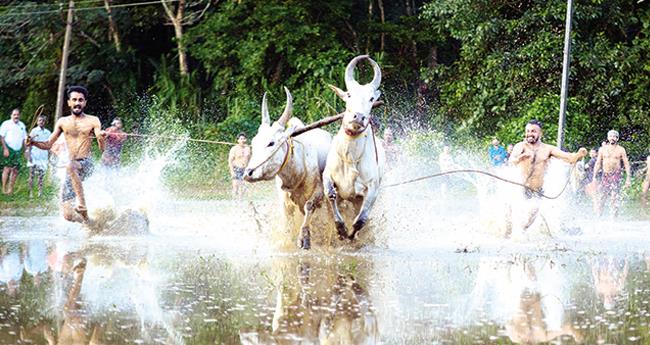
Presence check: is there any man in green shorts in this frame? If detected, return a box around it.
[1,109,28,195]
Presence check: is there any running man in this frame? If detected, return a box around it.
[590,130,631,217]
[228,132,251,199]
[509,120,587,232]
[27,86,105,222]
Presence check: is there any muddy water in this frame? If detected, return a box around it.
[1,198,649,345]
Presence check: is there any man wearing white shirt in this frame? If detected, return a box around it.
[0,109,27,195]
[26,115,52,198]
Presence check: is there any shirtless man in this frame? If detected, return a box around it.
[228,132,251,199]
[509,120,587,232]
[590,130,631,217]
[26,86,104,222]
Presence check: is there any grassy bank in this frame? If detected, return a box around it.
[0,168,58,216]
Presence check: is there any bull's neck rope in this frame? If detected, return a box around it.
[246,136,293,175]
[271,138,293,178]
[338,132,367,164]
[339,125,379,165]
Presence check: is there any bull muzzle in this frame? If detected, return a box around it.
[243,168,255,182]
[346,118,366,131]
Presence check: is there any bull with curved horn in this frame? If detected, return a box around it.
[323,55,386,241]
[244,87,332,249]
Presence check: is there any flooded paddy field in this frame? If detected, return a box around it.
[1,195,650,345]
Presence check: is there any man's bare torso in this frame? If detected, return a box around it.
[230,144,251,168]
[599,144,626,174]
[59,114,100,160]
[513,142,554,191]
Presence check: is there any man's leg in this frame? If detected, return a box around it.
[521,206,540,231]
[62,201,85,223]
[237,179,246,200]
[594,186,605,216]
[66,162,87,213]
[28,167,35,198]
[2,167,9,194]
[231,179,238,198]
[641,178,649,207]
[37,169,45,198]
[611,188,621,217]
[7,167,18,194]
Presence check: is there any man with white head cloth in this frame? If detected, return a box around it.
[590,129,631,217]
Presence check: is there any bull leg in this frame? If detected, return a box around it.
[298,191,323,250]
[350,185,380,240]
[325,178,348,240]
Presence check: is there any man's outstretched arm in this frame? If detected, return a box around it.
[550,146,587,164]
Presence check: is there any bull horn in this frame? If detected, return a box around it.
[344,55,368,90]
[367,56,382,90]
[277,87,293,127]
[261,92,271,125]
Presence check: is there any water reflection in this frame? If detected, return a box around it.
[0,239,181,344]
[591,256,629,310]
[240,257,378,344]
[1,233,650,344]
[0,242,23,297]
[470,257,582,344]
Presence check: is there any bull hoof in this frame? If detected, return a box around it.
[335,222,348,241]
[353,218,366,231]
[349,218,367,240]
[299,227,311,250]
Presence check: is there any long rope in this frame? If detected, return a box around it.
[382,168,575,200]
[118,132,236,146]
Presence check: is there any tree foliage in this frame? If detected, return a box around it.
[421,0,650,155]
[0,0,648,156]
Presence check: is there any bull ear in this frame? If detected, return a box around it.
[261,92,271,125]
[328,84,348,101]
[277,87,293,127]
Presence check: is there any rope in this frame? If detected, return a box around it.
[382,168,575,200]
[28,104,45,131]
[117,132,236,146]
[246,136,298,174]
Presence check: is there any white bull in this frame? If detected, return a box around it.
[323,55,386,241]
[244,88,332,249]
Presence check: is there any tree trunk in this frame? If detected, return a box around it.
[428,46,437,68]
[174,23,189,76]
[366,0,373,54]
[56,0,74,121]
[162,0,189,76]
[104,0,121,52]
[378,0,385,52]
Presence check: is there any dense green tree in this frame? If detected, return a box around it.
[421,0,649,156]
[0,0,647,158]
